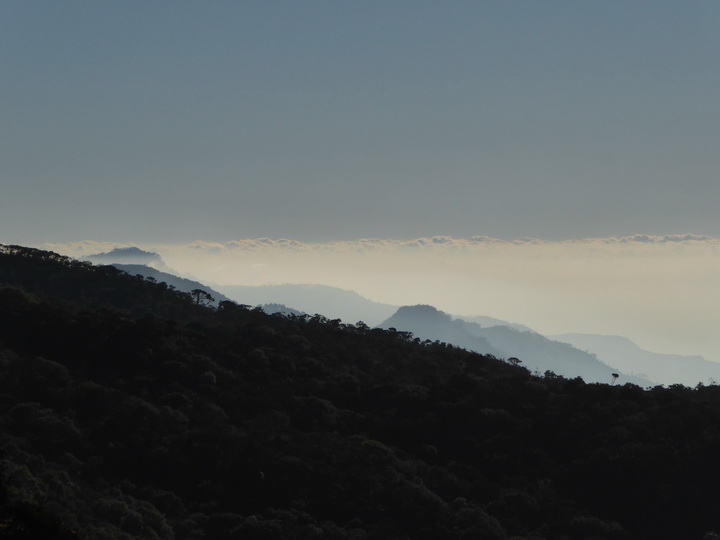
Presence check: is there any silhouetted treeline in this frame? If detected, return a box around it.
[1,244,720,539]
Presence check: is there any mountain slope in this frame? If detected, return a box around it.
[455,314,534,332]
[379,305,504,358]
[110,263,232,305]
[466,323,650,386]
[217,283,398,326]
[380,305,651,385]
[550,333,720,387]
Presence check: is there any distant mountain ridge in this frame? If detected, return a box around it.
[550,333,720,387]
[109,263,232,305]
[216,283,398,326]
[83,249,704,387]
[379,305,652,386]
[216,283,532,331]
[380,305,504,358]
[85,247,168,268]
[260,303,305,316]
[455,314,533,332]
[82,247,229,305]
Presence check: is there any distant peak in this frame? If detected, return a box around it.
[89,247,162,261]
[396,304,444,315]
[85,246,173,272]
[388,305,453,323]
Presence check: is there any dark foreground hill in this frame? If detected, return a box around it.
[1,245,720,539]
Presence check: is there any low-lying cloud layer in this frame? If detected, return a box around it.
[45,235,720,365]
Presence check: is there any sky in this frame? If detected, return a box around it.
[3,1,720,243]
[3,3,720,364]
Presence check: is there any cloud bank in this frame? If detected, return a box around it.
[44,235,720,364]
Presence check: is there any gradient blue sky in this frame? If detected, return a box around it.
[4,1,720,244]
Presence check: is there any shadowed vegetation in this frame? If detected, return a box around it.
[1,244,719,539]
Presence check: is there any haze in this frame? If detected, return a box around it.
[3,3,720,370]
[48,235,720,367]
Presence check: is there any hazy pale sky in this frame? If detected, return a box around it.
[3,1,720,243]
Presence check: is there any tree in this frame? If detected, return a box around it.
[189,289,214,307]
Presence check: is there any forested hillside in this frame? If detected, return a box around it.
[1,245,720,539]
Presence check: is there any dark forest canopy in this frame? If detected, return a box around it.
[1,244,720,539]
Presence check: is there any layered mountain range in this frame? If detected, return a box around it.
[550,333,720,387]
[86,247,719,387]
[378,305,651,386]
